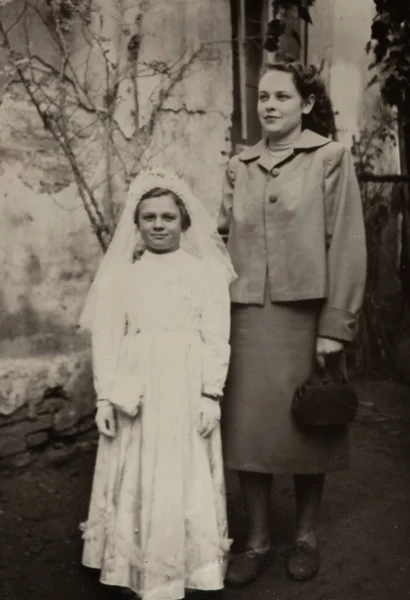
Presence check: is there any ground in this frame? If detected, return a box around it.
[1,378,410,600]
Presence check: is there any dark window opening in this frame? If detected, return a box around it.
[230,0,265,152]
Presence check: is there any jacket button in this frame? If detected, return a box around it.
[271,168,280,177]
[269,194,278,203]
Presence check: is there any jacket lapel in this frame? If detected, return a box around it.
[293,129,332,150]
[237,130,332,171]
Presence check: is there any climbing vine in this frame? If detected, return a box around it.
[368,1,410,121]
[264,0,316,52]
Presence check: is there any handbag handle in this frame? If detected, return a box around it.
[315,352,347,385]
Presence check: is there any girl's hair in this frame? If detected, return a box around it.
[133,187,192,231]
[259,56,337,140]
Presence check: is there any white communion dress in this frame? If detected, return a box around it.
[81,248,231,600]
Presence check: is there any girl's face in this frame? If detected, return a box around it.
[257,70,314,140]
[137,194,183,253]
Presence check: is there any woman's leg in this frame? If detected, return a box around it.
[294,473,325,546]
[287,473,325,581]
[240,471,273,550]
[225,471,273,587]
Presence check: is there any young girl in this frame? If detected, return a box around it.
[79,169,235,600]
[219,57,367,585]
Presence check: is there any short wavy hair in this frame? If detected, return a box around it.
[260,55,337,140]
[133,187,192,231]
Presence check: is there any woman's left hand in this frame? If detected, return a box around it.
[316,336,344,368]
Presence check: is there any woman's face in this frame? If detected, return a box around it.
[257,70,314,140]
[137,194,183,253]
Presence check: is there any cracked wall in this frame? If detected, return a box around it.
[0,0,233,440]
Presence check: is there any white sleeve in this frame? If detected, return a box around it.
[200,262,231,396]
[91,268,127,400]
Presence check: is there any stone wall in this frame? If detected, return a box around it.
[0,351,96,468]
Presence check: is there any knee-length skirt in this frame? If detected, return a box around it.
[222,293,350,475]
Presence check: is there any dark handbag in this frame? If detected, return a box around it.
[291,355,358,427]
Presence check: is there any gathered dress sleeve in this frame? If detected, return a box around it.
[90,268,127,400]
[200,262,231,397]
[318,145,367,342]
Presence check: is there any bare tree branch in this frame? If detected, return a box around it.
[3,2,27,35]
[0,3,232,253]
[0,18,110,251]
[129,45,204,174]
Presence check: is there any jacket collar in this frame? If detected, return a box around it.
[238,129,332,170]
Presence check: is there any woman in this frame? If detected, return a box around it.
[79,169,236,600]
[218,58,367,585]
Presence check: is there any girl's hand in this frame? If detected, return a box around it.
[95,400,117,438]
[316,336,344,368]
[195,396,221,438]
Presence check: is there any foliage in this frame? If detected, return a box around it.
[264,0,316,52]
[351,118,397,178]
[364,1,410,374]
[351,116,397,288]
[350,115,407,373]
[368,1,410,119]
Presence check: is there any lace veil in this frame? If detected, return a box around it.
[79,168,236,333]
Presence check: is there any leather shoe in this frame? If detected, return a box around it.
[225,548,271,588]
[286,540,319,581]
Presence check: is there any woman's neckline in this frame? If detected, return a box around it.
[267,140,294,153]
[266,139,295,162]
[265,130,302,154]
[267,145,294,162]
[268,141,293,150]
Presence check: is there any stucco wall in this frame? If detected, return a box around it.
[0,0,233,459]
[309,0,399,160]
[0,1,233,346]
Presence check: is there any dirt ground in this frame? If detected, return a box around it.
[1,378,410,600]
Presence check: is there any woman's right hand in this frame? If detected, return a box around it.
[95,399,117,438]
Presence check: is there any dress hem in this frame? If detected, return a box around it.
[82,561,225,598]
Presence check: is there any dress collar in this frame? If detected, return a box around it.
[142,248,183,261]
